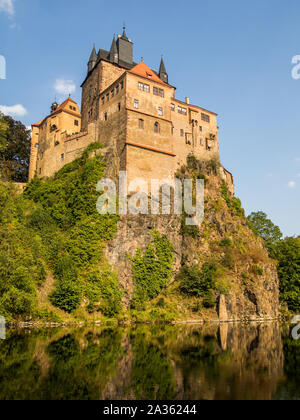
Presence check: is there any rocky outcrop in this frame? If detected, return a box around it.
[105,159,280,321]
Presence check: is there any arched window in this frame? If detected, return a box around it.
[154,122,160,134]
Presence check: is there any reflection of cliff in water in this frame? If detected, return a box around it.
[0,323,291,400]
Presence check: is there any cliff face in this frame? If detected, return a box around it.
[105,157,280,321]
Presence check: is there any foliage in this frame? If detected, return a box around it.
[131,232,174,309]
[0,114,31,182]
[0,144,122,319]
[0,112,8,151]
[221,181,245,217]
[252,264,263,276]
[220,238,232,247]
[0,183,46,319]
[247,211,283,253]
[178,263,219,305]
[273,237,300,312]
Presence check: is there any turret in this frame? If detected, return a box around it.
[88,45,97,73]
[51,100,58,114]
[109,35,119,64]
[159,56,168,84]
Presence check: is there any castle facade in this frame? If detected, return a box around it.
[29,27,234,192]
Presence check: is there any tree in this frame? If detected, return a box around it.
[0,114,31,182]
[273,237,300,312]
[247,211,282,253]
[0,113,8,151]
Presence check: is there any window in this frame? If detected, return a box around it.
[158,106,163,116]
[138,82,150,92]
[139,119,144,129]
[134,99,139,109]
[118,103,121,112]
[106,93,109,102]
[111,89,115,98]
[61,154,65,162]
[35,143,39,148]
[171,104,175,111]
[146,72,152,79]
[35,132,39,136]
[180,129,184,137]
[120,81,124,89]
[104,112,108,121]
[74,120,79,126]
[116,85,119,95]
[178,106,187,115]
[102,97,105,105]
[199,126,203,132]
[201,113,210,123]
[154,122,160,134]
[153,87,164,97]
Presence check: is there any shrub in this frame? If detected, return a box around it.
[131,232,174,308]
[252,265,263,276]
[178,262,218,298]
[50,281,81,313]
[220,238,232,247]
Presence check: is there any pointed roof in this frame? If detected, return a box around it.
[109,35,118,57]
[159,57,167,75]
[88,46,97,63]
[129,61,170,86]
[122,24,129,40]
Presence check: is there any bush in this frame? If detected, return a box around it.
[220,238,232,247]
[131,232,174,308]
[178,262,218,298]
[252,265,263,276]
[50,281,81,313]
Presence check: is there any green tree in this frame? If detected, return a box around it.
[0,112,8,151]
[247,211,282,252]
[0,114,31,182]
[273,237,300,312]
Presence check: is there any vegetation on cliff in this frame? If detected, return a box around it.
[0,144,121,321]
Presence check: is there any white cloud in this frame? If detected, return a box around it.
[54,79,76,96]
[288,181,296,189]
[0,0,14,16]
[0,104,27,117]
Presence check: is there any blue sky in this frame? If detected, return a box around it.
[0,0,299,236]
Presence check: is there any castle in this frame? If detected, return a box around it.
[29,27,234,192]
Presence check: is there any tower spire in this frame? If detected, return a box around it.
[88,45,97,73]
[122,22,129,40]
[109,34,119,64]
[159,56,168,83]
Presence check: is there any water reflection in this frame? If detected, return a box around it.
[0,323,298,400]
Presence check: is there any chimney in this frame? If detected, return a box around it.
[185,97,190,104]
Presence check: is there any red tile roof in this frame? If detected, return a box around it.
[128,62,170,86]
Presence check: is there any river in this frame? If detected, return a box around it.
[0,323,299,400]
